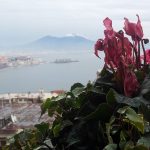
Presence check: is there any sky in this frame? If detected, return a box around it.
[0,0,150,46]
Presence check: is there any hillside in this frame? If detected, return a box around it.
[23,34,94,51]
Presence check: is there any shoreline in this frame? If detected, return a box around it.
[0,91,59,107]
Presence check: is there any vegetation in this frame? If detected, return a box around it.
[3,15,150,150]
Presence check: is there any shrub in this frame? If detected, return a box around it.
[3,15,150,150]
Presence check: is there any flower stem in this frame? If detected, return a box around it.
[138,41,141,68]
[132,42,138,70]
[141,40,146,70]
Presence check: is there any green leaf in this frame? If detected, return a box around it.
[35,122,49,134]
[138,134,150,148]
[66,139,80,148]
[74,92,87,109]
[53,93,66,101]
[86,81,93,90]
[125,109,144,134]
[53,123,61,137]
[140,103,150,122]
[70,83,84,91]
[52,120,73,138]
[40,98,58,117]
[107,89,149,108]
[106,89,116,105]
[117,107,144,134]
[117,106,129,114]
[48,107,56,117]
[66,91,75,98]
[120,130,128,142]
[84,103,112,122]
[106,116,115,144]
[103,144,117,150]
[72,87,85,97]
[40,98,51,115]
[61,120,73,130]
[66,121,85,148]
[124,142,148,150]
[94,67,115,88]
[100,67,113,78]
[140,76,150,100]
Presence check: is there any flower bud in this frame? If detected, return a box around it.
[143,39,149,44]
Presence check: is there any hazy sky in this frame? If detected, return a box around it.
[0,0,150,46]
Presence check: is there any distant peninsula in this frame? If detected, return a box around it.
[0,56,43,70]
[52,58,79,64]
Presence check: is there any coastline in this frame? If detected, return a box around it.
[0,91,58,107]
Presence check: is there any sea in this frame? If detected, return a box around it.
[0,50,104,94]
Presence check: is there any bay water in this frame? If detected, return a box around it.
[0,50,104,93]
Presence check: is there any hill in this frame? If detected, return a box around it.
[23,34,94,51]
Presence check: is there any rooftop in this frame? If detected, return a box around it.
[0,104,55,128]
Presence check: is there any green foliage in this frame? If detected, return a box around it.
[3,67,150,150]
[117,107,144,133]
[103,144,117,150]
[138,134,150,149]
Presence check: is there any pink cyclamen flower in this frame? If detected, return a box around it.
[124,15,143,41]
[94,39,104,57]
[145,49,150,64]
[103,18,120,67]
[124,71,139,97]
[123,37,132,57]
[141,49,150,64]
[103,17,115,39]
[103,17,112,30]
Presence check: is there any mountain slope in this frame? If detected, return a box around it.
[23,35,94,51]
